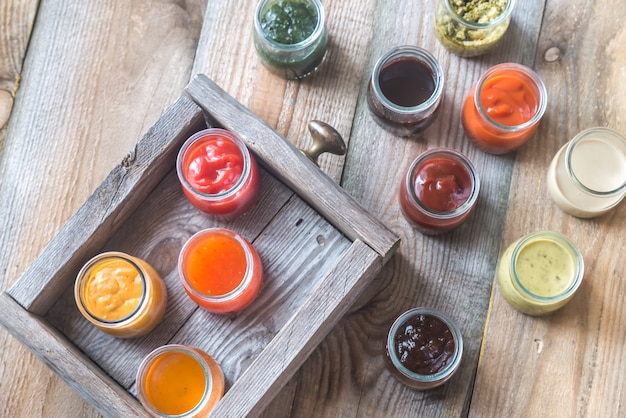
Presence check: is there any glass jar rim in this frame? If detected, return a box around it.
[474,63,547,132]
[178,228,255,303]
[565,127,626,196]
[386,307,463,384]
[176,128,252,201]
[510,230,584,302]
[443,0,516,29]
[370,45,444,115]
[136,344,212,417]
[254,0,326,51]
[405,148,480,219]
[75,251,148,325]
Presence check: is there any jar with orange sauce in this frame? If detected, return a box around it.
[74,252,168,338]
[136,344,225,417]
[461,63,547,154]
[178,228,263,314]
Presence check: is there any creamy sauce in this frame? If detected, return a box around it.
[547,131,626,217]
[84,258,143,321]
[514,239,575,297]
[570,137,626,192]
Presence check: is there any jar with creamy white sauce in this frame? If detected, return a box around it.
[547,127,626,218]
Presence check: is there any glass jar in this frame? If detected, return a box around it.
[253,0,328,79]
[434,0,515,57]
[74,252,168,338]
[385,307,463,390]
[176,128,260,220]
[136,344,225,417]
[399,148,480,235]
[367,46,444,137]
[547,127,626,218]
[496,231,584,316]
[178,228,263,314]
[461,63,547,154]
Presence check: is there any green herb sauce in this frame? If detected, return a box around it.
[261,0,318,45]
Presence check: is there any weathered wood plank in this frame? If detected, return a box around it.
[471,0,626,416]
[209,239,383,417]
[0,292,148,418]
[0,1,207,416]
[0,0,37,139]
[309,0,548,416]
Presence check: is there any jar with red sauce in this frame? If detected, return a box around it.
[178,228,263,314]
[176,128,260,220]
[462,63,547,154]
[385,307,463,390]
[367,46,444,137]
[399,148,480,235]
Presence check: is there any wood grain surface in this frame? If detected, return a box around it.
[1,0,625,417]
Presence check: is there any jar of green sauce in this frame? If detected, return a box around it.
[434,0,515,57]
[496,231,584,316]
[253,0,328,79]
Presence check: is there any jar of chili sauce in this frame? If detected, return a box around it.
[367,46,444,137]
[176,128,260,220]
[178,228,263,314]
[399,148,480,234]
[385,307,463,390]
[462,63,547,154]
[74,252,168,338]
[136,344,225,417]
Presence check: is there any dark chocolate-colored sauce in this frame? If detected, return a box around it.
[379,58,436,107]
[393,313,455,375]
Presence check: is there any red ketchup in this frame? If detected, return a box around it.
[176,128,259,220]
[399,148,479,234]
[462,63,547,154]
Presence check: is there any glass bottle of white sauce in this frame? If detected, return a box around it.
[547,127,626,218]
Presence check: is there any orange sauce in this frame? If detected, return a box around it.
[83,258,143,321]
[75,252,168,338]
[461,64,545,154]
[179,229,263,313]
[184,233,247,296]
[144,350,207,415]
[479,74,540,126]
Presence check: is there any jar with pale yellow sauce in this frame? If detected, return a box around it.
[496,231,584,315]
[75,252,167,338]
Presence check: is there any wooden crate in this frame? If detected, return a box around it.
[0,75,399,417]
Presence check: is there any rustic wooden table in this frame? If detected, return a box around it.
[1,0,624,417]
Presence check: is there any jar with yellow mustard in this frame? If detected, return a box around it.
[496,231,584,315]
[74,252,168,338]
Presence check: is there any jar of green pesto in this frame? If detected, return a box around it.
[253,0,328,79]
[434,0,515,57]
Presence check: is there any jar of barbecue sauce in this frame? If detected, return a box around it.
[176,128,260,220]
[385,307,463,390]
[367,46,444,137]
[253,0,328,79]
[74,252,168,338]
[399,148,480,235]
[547,127,626,218]
[136,344,225,417]
[178,228,263,314]
[462,63,547,154]
[496,231,584,315]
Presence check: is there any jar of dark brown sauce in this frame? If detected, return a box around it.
[367,46,444,137]
[385,307,463,389]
